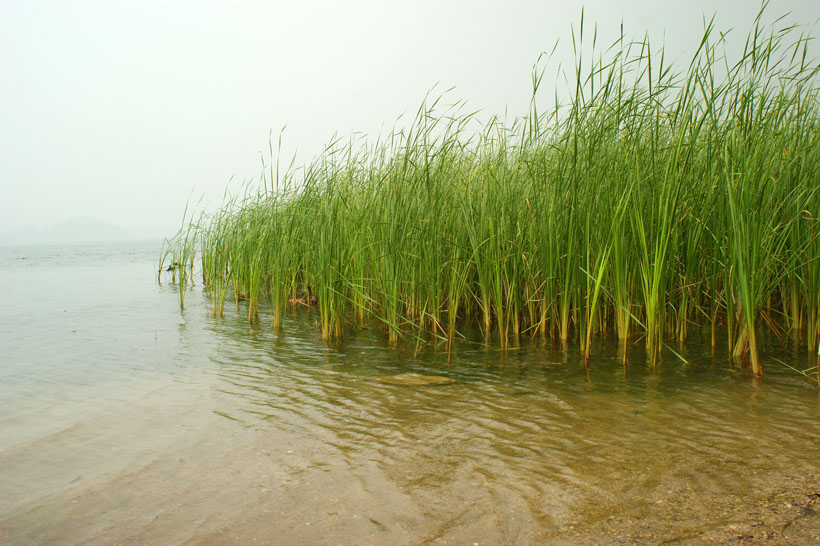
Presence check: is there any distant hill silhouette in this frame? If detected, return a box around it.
[0,217,131,246]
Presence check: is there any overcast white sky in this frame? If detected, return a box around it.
[1,0,818,239]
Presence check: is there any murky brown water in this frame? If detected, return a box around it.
[1,242,819,545]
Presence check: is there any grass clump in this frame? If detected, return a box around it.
[163,9,820,380]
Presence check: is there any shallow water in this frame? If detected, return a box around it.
[1,241,819,545]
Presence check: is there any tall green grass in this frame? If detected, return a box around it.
[162,10,820,379]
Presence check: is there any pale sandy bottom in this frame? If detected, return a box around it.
[2,371,819,546]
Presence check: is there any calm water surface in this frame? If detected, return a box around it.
[1,241,819,544]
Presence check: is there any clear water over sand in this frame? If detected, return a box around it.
[1,241,819,544]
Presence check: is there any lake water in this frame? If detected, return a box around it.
[1,240,819,544]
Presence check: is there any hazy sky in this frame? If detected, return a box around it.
[1,0,818,239]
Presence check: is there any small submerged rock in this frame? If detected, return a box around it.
[371,373,454,386]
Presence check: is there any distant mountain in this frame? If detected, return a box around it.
[0,217,131,247]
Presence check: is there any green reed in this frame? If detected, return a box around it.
[164,10,820,379]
